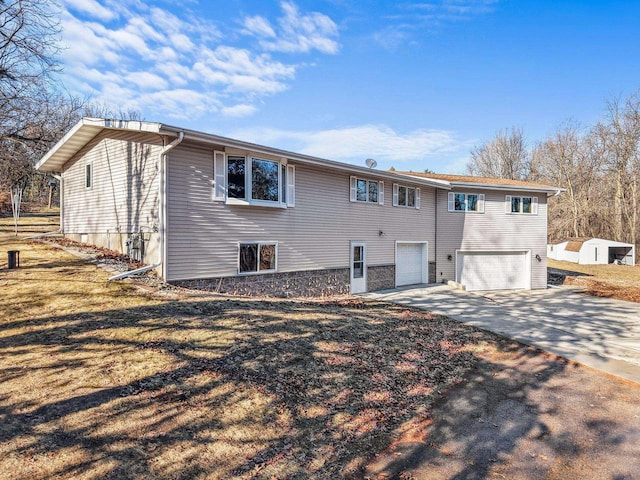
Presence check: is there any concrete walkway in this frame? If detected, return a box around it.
[364,284,640,384]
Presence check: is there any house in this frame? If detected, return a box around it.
[36,117,562,296]
[547,238,635,266]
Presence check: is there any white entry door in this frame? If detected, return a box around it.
[350,242,367,294]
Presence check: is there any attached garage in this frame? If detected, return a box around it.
[456,250,530,291]
[396,242,428,287]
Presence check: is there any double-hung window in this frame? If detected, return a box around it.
[447,192,484,213]
[238,242,277,274]
[392,184,420,209]
[506,195,538,214]
[213,151,295,207]
[350,177,384,204]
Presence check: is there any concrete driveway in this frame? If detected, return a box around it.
[364,284,640,384]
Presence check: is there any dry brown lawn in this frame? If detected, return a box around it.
[0,211,505,479]
[548,258,640,302]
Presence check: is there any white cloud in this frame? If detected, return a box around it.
[243,15,276,38]
[63,0,117,22]
[373,0,501,49]
[243,1,340,54]
[227,124,471,166]
[221,104,258,117]
[58,1,339,121]
[126,72,168,90]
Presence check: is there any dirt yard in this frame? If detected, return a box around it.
[1,213,639,479]
[548,258,640,303]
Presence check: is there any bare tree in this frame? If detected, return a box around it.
[467,127,530,179]
[595,93,640,245]
[1,0,61,136]
[530,122,603,241]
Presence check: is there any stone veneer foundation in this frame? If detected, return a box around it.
[367,264,396,291]
[172,268,351,297]
[173,262,438,297]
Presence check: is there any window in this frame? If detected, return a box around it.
[251,158,279,202]
[393,184,421,209]
[506,195,538,214]
[239,242,277,273]
[213,151,295,207]
[350,177,384,204]
[85,163,92,189]
[227,156,246,199]
[448,192,484,213]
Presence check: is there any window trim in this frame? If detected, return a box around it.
[447,192,484,213]
[85,163,93,190]
[350,176,384,205]
[237,241,278,275]
[505,195,538,215]
[392,183,421,209]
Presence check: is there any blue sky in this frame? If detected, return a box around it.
[58,0,640,173]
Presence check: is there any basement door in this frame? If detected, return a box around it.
[350,242,367,294]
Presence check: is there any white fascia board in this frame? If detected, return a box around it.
[36,118,164,172]
[448,181,565,195]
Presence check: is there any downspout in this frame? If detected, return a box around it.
[434,187,438,283]
[108,132,184,282]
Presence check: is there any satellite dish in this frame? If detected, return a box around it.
[365,158,377,169]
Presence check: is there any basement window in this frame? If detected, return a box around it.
[238,242,277,274]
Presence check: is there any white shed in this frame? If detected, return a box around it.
[547,238,635,266]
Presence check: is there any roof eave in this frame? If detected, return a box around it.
[449,181,565,195]
[36,118,164,172]
[157,125,453,189]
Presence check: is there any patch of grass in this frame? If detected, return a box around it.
[0,212,505,479]
[548,258,640,302]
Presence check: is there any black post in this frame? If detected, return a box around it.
[7,250,20,269]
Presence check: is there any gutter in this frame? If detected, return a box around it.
[107,131,184,282]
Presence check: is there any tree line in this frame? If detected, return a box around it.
[468,92,640,249]
[0,0,138,212]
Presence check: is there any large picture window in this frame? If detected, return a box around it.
[215,153,294,207]
[239,242,277,273]
[448,192,484,213]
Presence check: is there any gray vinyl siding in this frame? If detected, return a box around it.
[166,143,436,281]
[435,188,548,289]
[62,130,163,234]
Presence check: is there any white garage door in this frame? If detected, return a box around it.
[396,243,426,286]
[457,251,528,291]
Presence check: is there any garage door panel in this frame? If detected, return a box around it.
[457,251,527,291]
[397,243,426,286]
